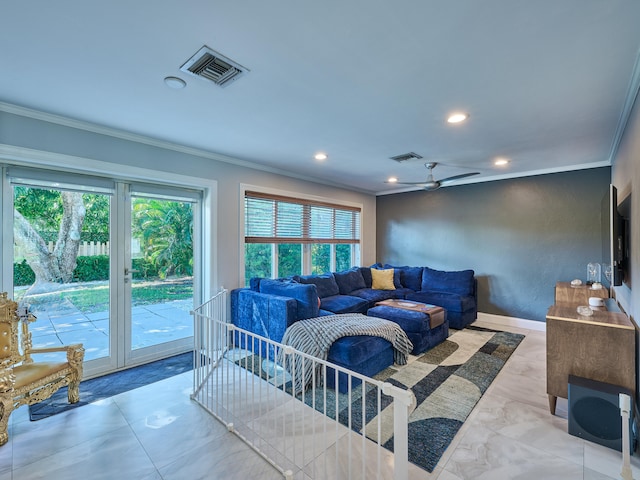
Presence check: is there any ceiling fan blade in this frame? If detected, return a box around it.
[438,172,480,185]
[391,181,429,186]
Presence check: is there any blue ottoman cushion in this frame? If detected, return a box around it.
[367,305,432,333]
[328,335,391,366]
[326,335,394,393]
[367,305,449,355]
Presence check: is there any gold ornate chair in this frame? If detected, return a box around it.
[0,292,84,446]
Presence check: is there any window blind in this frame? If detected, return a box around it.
[245,191,360,244]
[7,166,115,194]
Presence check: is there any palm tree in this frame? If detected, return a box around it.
[132,199,193,278]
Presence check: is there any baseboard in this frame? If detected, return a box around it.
[476,312,546,332]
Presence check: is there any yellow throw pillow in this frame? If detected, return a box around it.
[371,268,395,290]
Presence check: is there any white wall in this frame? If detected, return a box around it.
[611,92,639,324]
[0,107,377,292]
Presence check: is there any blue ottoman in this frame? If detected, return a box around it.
[325,335,394,393]
[367,304,449,355]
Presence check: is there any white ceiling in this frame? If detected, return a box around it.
[2,1,640,195]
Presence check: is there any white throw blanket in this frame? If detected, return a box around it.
[279,313,413,394]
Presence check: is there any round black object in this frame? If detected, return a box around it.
[573,397,621,440]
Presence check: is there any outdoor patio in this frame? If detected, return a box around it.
[25,298,193,362]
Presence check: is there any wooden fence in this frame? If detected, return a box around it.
[14,241,110,260]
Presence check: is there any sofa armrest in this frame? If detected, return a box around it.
[231,289,299,343]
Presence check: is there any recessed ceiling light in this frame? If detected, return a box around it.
[164,76,186,89]
[314,152,328,161]
[447,113,469,124]
[494,158,510,166]
[387,177,398,183]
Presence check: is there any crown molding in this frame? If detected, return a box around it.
[375,160,611,196]
[0,102,371,195]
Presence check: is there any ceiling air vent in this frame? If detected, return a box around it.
[180,46,248,87]
[390,152,423,163]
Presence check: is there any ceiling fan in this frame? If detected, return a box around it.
[394,162,480,191]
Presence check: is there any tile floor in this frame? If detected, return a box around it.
[2,317,639,479]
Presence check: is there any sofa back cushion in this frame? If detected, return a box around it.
[421,266,475,296]
[333,268,367,295]
[296,273,340,298]
[249,277,263,291]
[259,279,319,319]
[384,264,423,291]
[359,267,374,288]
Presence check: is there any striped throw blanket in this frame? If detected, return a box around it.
[279,313,413,394]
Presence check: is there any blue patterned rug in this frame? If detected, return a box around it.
[28,352,193,421]
[233,326,524,472]
[297,326,525,472]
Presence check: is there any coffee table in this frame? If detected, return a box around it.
[375,299,446,328]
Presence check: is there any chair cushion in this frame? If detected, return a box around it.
[13,362,70,389]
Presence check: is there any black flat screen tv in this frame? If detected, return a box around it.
[602,184,626,287]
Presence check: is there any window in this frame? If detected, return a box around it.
[244,191,360,283]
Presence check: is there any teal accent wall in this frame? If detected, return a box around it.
[376,167,611,321]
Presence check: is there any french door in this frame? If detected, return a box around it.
[4,167,201,378]
[120,183,199,369]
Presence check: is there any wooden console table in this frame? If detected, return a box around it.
[554,281,608,307]
[546,289,635,415]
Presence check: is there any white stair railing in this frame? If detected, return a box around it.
[192,289,415,480]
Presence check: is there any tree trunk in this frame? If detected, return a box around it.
[13,192,86,291]
[13,210,61,283]
[53,192,86,283]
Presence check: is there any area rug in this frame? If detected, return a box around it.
[28,351,193,421]
[234,326,524,473]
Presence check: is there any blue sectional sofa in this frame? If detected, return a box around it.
[231,264,476,392]
[231,263,477,342]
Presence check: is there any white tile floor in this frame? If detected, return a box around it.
[2,318,639,479]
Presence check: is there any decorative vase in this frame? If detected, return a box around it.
[587,262,601,285]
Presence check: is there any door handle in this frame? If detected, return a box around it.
[124,267,139,283]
